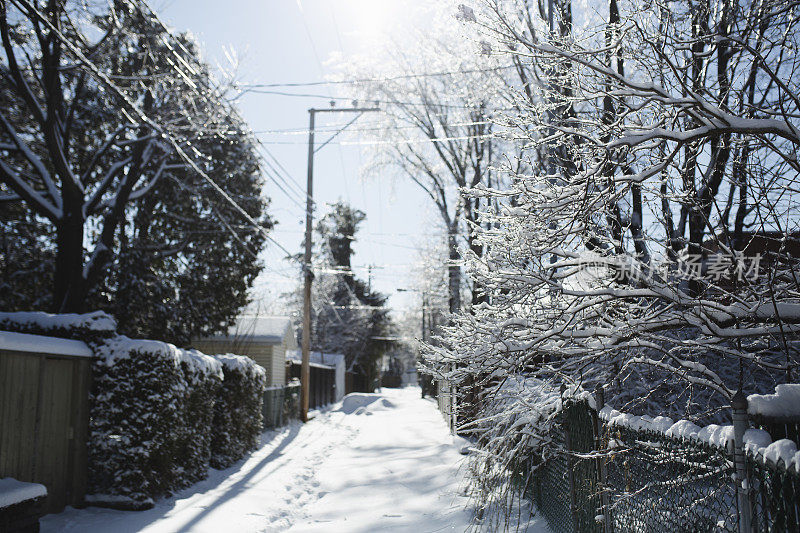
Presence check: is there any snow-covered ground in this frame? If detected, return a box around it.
[41,387,552,532]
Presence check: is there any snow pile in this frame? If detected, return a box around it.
[337,393,396,415]
[601,406,738,447]
[0,478,46,508]
[696,424,736,448]
[0,310,116,340]
[744,428,772,454]
[88,338,264,509]
[748,384,800,418]
[762,439,799,468]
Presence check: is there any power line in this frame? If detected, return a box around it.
[139,0,320,253]
[256,133,495,146]
[253,119,492,135]
[236,65,516,88]
[11,0,297,262]
[240,89,502,110]
[260,144,309,198]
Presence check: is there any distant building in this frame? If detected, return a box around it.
[192,316,296,387]
[287,349,346,403]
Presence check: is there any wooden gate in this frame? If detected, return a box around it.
[0,332,91,513]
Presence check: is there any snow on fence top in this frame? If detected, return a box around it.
[0,330,92,357]
[748,384,800,419]
[0,311,116,333]
[0,478,47,508]
[600,405,800,472]
[286,349,342,369]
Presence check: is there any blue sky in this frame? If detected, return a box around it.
[159,0,438,315]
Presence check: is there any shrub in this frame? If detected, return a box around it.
[88,337,229,508]
[210,354,266,469]
[0,311,266,509]
[0,310,116,344]
[88,337,189,508]
[177,350,223,485]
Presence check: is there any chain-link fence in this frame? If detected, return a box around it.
[532,400,601,533]
[604,425,737,532]
[748,452,800,531]
[522,397,800,532]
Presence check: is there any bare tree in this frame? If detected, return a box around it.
[337,8,515,312]
[423,0,800,522]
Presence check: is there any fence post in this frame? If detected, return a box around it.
[594,385,612,533]
[561,385,579,533]
[732,390,752,533]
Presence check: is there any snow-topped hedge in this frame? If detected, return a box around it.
[89,337,190,507]
[0,310,116,341]
[180,350,224,485]
[88,340,265,508]
[0,311,266,509]
[210,354,266,469]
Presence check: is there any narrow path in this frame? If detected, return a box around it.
[288,387,474,532]
[41,387,474,532]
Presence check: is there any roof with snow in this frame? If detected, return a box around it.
[201,316,294,344]
[286,349,344,370]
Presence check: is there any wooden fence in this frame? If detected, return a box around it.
[287,361,336,409]
[0,331,91,513]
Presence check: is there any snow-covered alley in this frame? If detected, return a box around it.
[41,387,493,533]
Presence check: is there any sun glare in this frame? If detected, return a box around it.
[343,0,402,44]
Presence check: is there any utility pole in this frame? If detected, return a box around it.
[301,104,380,422]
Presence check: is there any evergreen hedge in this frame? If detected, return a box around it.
[210,355,267,469]
[0,312,266,510]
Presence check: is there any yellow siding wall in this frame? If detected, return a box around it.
[191,339,286,387]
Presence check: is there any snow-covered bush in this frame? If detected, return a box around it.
[88,337,201,508]
[176,351,224,486]
[88,340,267,507]
[459,377,586,527]
[0,311,265,508]
[210,354,266,469]
[0,310,116,343]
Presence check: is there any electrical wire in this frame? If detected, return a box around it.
[239,89,505,110]
[253,119,492,135]
[256,133,494,146]
[236,65,517,88]
[10,0,297,261]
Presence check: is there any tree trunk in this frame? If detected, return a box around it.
[53,204,85,313]
[448,229,461,314]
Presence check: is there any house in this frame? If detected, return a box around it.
[192,316,296,388]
